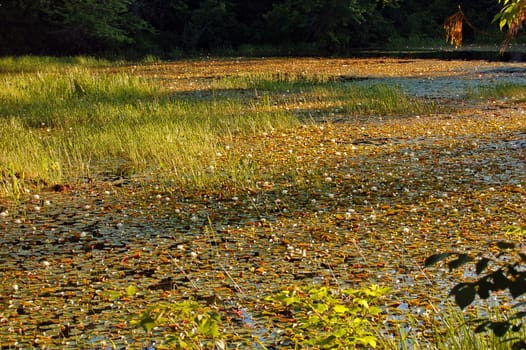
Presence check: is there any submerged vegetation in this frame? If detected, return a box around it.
[0,57,525,348]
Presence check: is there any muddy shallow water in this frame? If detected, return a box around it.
[1,58,525,348]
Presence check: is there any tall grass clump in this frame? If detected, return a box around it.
[214,74,433,118]
[213,72,334,91]
[0,68,159,127]
[0,66,299,195]
[0,55,117,73]
[430,304,526,350]
[467,83,526,101]
[339,83,432,116]
[380,303,526,350]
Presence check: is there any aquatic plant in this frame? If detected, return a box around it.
[426,236,526,349]
[264,284,390,349]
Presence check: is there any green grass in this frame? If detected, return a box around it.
[0,55,119,73]
[0,66,298,195]
[433,305,526,350]
[0,58,433,196]
[213,74,433,117]
[213,72,336,90]
[467,82,526,101]
[381,303,526,350]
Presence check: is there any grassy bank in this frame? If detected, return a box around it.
[0,57,433,197]
[468,82,526,102]
[0,55,118,73]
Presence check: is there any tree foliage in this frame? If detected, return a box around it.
[444,0,525,49]
[0,0,517,55]
[494,0,526,37]
[0,0,150,53]
[264,0,369,51]
[444,6,466,47]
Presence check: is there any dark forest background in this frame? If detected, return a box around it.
[0,0,505,57]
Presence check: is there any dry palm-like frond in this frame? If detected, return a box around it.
[444,6,464,48]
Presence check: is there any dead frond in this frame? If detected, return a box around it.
[507,3,526,37]
[444,6,464,48]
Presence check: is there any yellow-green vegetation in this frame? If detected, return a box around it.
[430,305,526,350]
[0,55,116,73]
[131,299,224,349]
[214,73,432,117]
[0,66,297,194]
[468,82,526,102]
[381,302,526,350]
[0,57,432,197]
[264,284,390,349]
[129,284,390,349]
[425,239,526,350]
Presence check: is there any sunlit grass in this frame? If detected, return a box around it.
[433,304,526,350]
[0,66,299,195]
[213,74,433,118]
[0,58,435,196]
[467,82,526,102]
[0,55,120,73]
[212,72,335,90]
[381,303,526,350]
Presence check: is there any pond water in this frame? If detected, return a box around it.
[358,65,526,99]
[1,126,524,348]
[0,59,525,348]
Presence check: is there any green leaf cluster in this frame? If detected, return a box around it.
[493,0,525,32]
[130,284,390,349]
[264,284,390,349]
[130,300,223,349]
[3,0,505,55]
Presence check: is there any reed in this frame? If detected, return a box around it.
[0,58,434,196]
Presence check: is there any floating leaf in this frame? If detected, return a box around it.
[450,283,476,309]
[424,253,453,267]
[496,241,516,250]
[126,285,137,297]
[447,254,473,271]
[475,257,490,275]
[139,314,156,333]
[333,304,349,314]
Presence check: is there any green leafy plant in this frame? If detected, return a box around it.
[103,285,138,301]
[493,0,526,37]
[264,284,390,349]
[425,238,526,349]
[131,299,225,349]
[504,226,526,237]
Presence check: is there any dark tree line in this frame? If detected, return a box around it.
[0,0,503,56]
